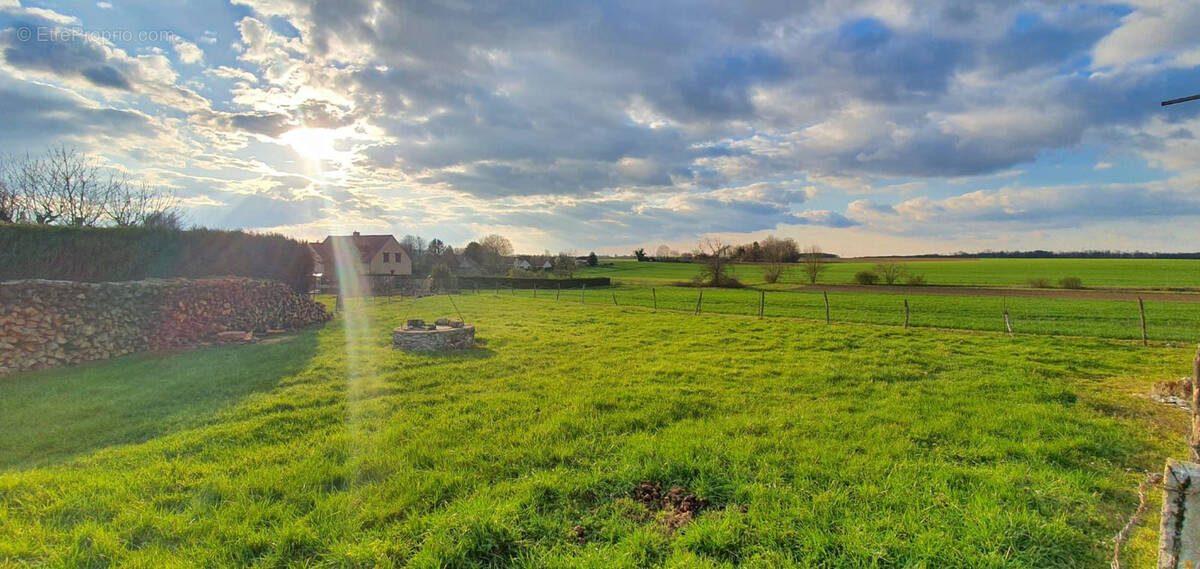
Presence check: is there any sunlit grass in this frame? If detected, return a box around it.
[497,283,1200,342]
[0,295,1189,567]
[578,258,1200,289]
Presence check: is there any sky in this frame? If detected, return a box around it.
[1,1,1199,256]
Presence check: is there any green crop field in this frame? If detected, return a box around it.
[0,295,1191,567]
[498,284,1200,342]
[578,258,1200,289]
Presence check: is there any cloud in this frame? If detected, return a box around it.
[1092,1,1200,71]
[887,182,1200,234]
[793,210,860,228]
[0,0,1199,253]
[172,38,204,65]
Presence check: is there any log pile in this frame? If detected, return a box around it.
[0,278,331,376]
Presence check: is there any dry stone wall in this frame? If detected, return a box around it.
[0,278,332,376]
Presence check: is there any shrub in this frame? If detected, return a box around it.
[763,266,784,283]
[0,224,313,292]
[1058,276,1083,289]
[1026,278,1051,288]
[874,262,907,285]
[854,271,879,285]
[905,274,927,286]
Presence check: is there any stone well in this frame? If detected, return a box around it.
[392,318,475,352]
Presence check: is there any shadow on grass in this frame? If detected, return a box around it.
[0,330,320,470]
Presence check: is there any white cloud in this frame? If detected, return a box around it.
[172,38,204,65]
[1092,1,1200,71]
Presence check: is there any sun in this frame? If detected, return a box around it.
[279,128,344,163]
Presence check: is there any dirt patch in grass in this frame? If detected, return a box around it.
[632,481,711,530]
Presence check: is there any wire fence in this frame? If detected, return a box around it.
[436,283,1200,343]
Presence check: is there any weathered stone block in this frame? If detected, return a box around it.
[1159,459,1200,568]
[392,324,475,352]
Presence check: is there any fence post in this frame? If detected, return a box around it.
[581,284,586,304]
[511,283,516,296]
[1139,298,1148,346]
[903,299,910,329]
[1192,346,1200,462]
[556,283,561,301]
[533,283,537,298]
[759,289,765,319]
[652,287,657,312]
[824,291,830,325]
[694,289,703,315]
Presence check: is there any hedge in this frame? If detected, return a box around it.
[0,225,313,292]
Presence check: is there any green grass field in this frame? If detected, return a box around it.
[0,295,1191,567]
[578,258,1200,289]
[497,284,1200,342]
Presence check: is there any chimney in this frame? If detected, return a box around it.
[352,231,360,236]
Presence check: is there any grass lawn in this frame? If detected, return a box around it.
[578,258,1200,289]
[0,295,1191,567]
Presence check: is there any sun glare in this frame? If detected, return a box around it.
[280,128,344,163]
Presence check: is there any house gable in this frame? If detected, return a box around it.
[316,233,413,276]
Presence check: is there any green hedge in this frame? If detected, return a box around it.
[0,225,313,292]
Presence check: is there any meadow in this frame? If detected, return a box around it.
[578,258,1200,289]
[0,294,1191,567]
[497,284,1200,342]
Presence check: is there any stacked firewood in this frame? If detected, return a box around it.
[0,278,331,375]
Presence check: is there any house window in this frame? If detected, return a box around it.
[382,252,390,262]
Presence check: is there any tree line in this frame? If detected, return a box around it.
[399,232,596,286]
[647,236,833,287]
[0,146,182,229]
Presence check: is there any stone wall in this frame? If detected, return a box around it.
[393,319,475,352]
[0,278,332,376]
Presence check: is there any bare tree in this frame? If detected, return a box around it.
[478,233,514,274]
[0,147,184,228]
[696,239,735,287]
[104,177,181,227]
[0,156,22,223]
[12,153,59,225]
[801,245,829,285]
[655,244,671,258]
[479,233,513,256]
[554,251,576,277]
[43,145,111,227]
[761,235,798,283]
[874,262,907,285]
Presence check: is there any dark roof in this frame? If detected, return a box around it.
[323,234,397,264]
[308,242,331,263]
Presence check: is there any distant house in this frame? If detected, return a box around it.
[309,232,413,278]
[457,256,483,276]
[513,256,554,271]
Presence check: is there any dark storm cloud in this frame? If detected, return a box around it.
[0,82,157,147]
[1,24,133,90]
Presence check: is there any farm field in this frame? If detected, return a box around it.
[500,284,1200,342]
[578,258,1200,289]
[0,295,1190,567]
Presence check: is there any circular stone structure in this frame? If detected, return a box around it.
[392,318,475,352]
